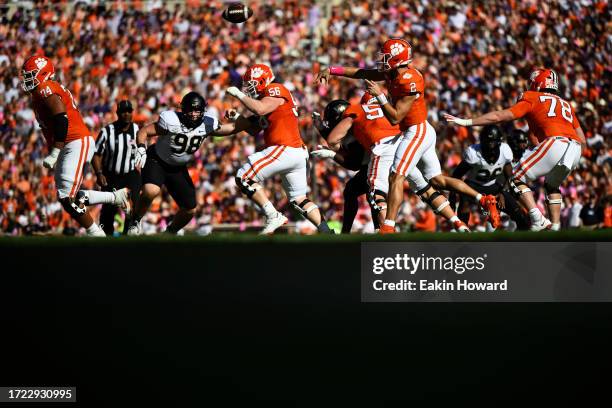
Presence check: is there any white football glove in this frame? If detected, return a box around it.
[225,109,241,122]
[42,147,61,169]
[310,149,336,160]
[226,86,246,100]
[134,145,147,169]
[443,113,472,127]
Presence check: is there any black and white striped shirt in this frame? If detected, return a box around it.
[95,122,139,175]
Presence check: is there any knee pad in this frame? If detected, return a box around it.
[420,189,449,214]
[509,179,531,198]
[60,197,86,218]
[291,198,318,217]
[368,190,387,213]
[544,184,562,205]
[235,176,261,198]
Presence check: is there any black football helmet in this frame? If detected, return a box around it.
[317,99,350,140]
[180,91,206,128]
[479,125,503,164]
[507,129,529,159]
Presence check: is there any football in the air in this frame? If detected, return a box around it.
[222,3,253,24]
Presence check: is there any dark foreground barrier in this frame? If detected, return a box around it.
[1,236,611,405]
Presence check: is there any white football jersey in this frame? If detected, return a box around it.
[154,110,219,166]
[463,142,513,186]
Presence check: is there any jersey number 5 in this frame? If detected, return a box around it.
[539,95,573,123]
[362,105,384,120]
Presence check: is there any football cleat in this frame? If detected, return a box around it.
[113,188,131,216]
[259,213,288,235]
[127,219,142,236]
[479,195,501,229]
[379,224,395,234]
[530,217,552,232]
[453,220,471,233]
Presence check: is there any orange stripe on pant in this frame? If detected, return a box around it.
[398,123,425,176]
[69,137,87,198]
[394,124,422,176]
[513,137,555,181]
[245,146,287,180]
[243,146,282,180]
[369,156,380,188]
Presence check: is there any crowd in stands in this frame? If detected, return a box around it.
[1,0,610,235]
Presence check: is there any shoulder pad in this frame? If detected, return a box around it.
[158,110,181,131]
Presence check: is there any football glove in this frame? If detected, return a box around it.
[227,87,246,100]
[134,145,147,169]
[42,147,61,169]
[310,149,336,160]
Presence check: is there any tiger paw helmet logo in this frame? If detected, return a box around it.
[35,58,48,69]
[390,43,405,56]
[250,67,264,78]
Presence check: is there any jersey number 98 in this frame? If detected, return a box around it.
[172,134,204,154]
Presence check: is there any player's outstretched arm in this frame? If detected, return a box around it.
[213,112,260,136]
[41,94,68,169]
[365,80,416,125]
[313,67,385,85]
[443,109,515,127]
[326,117,353,151]
[226,87,283,116]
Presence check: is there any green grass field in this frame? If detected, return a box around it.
[1,229,610,246]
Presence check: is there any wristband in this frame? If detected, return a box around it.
[329,66,345,76]
[376,93,389,105]
[456,118,473,126]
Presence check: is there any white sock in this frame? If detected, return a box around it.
[86,223,105,236]
[528,208,543,223]
[86,190,115,205]
[262,201,278,217]
[384,220,395,227]
[475,193,483,202]
[450,215,460,223]
[551,223,561,231]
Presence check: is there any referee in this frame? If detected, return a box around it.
[92,100,141,235]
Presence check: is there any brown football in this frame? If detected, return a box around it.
[222,3,253,24]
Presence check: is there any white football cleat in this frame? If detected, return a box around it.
[113,188,131,215]
[530,217,552,232]
[127,220,142,236]
[259,213,288,235]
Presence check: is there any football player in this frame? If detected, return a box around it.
[315,38,500,233]
[315,93,451,230]
[127,91,251,235]
[226,64,333,234]
[444,68,586,231]
[311,99,376,233]
[21,55,130,237]
[450,125,528,230]
[507,129,529,164]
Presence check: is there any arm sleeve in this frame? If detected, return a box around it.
[508,98,532,119]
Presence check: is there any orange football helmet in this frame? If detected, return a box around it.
[528,68,559,92]
[21,55,55,92]
[243,64,275,98]
[360,92,378,105]
[377,38,412,72]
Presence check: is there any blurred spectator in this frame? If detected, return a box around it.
[0,0,609,235]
